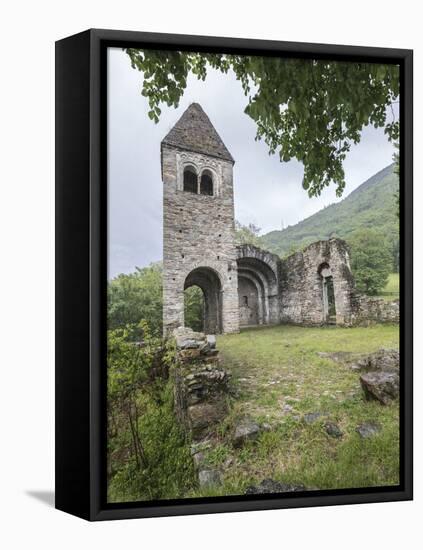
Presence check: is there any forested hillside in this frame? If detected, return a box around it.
[260,164,399,269]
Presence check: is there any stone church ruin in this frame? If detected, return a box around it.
[161,103,398,335]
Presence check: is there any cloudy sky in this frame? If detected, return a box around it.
[108,47,397,278]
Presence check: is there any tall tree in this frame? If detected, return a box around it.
[126,50,399,198]
[349,229,392,295]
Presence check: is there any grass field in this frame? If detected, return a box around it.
[378,273,399,301]
[189,323,400,497]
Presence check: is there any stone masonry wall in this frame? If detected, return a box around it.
[162,146,239,335]
[280,239,356,325]
[172,327,231,441]
[351,296,400,325]
[236,244,281,325]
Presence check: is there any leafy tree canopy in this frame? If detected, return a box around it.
[235,220,262,247]
[126,49,399,197]
[108,262,204,335]
[349,228,392,295]
[260,164,399,271]
[393,142,400,218]
[108,262,163,336]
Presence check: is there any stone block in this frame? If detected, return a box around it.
[188,401,228,439]
[232,418,261,447]
[360,371,399,405]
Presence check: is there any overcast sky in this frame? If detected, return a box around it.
[108,47,397,278]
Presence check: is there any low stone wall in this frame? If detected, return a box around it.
[351,296,400,325]
[172,327,231,441]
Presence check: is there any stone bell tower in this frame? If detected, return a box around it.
[161,103,239,335]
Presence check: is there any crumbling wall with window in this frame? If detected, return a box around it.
[279,238,356,326]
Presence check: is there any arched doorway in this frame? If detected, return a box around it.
[184,285,205,332]
[319,263,336,324]
[238,276,260,326]
[184,267,222,334]
[237,256,279,327]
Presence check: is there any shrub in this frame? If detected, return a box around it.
[107,322,196,502]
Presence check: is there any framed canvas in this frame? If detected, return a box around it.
[55,29,413,521]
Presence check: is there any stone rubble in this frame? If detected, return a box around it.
[356,422,381,439]
[198,469,222,488]
[360,371,399,405]
[324,422,343,439]
[245,479,307,495]
[303,412,326,424]
[353,349,399,373]
[232,418,261,448]
[173,328,231,440]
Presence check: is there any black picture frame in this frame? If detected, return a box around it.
[55,28,413,521]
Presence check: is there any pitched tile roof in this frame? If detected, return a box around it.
[161,103,234,163]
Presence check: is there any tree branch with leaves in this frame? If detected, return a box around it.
[126,49,399,197]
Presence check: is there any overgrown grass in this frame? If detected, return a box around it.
[189,323,399,497]
[377,273,399,301]
[107,327,196,504]
[107,379,196,503]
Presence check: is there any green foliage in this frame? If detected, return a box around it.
[204,443,231,467]
[393,142,400,218]
[349,229,392,295]
[107,323,195,502]
[184,286,204,332]
[108,262,163,336]
[377,273,399,301]
[108,383,195,502]
[234,220,262,247]
[108,261,204,336]
[261,164,399,271]
[126,48,399,198]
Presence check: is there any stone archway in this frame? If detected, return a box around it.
[236,245,280,327]
[238,274,261,326]
[184,266,223,334]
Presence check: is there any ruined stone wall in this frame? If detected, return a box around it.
[236,244,280,325]
[351,296,400,325]
[160,104,396,334]
[162,146,239,335]
[172,327,231,440]
[280,239,356,325]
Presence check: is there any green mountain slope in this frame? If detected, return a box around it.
[260,164,399,263]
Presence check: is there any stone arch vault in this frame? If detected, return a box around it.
[236,245,281,327]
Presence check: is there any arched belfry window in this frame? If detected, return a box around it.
[183,166,198,193]
[200,170,214,196]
